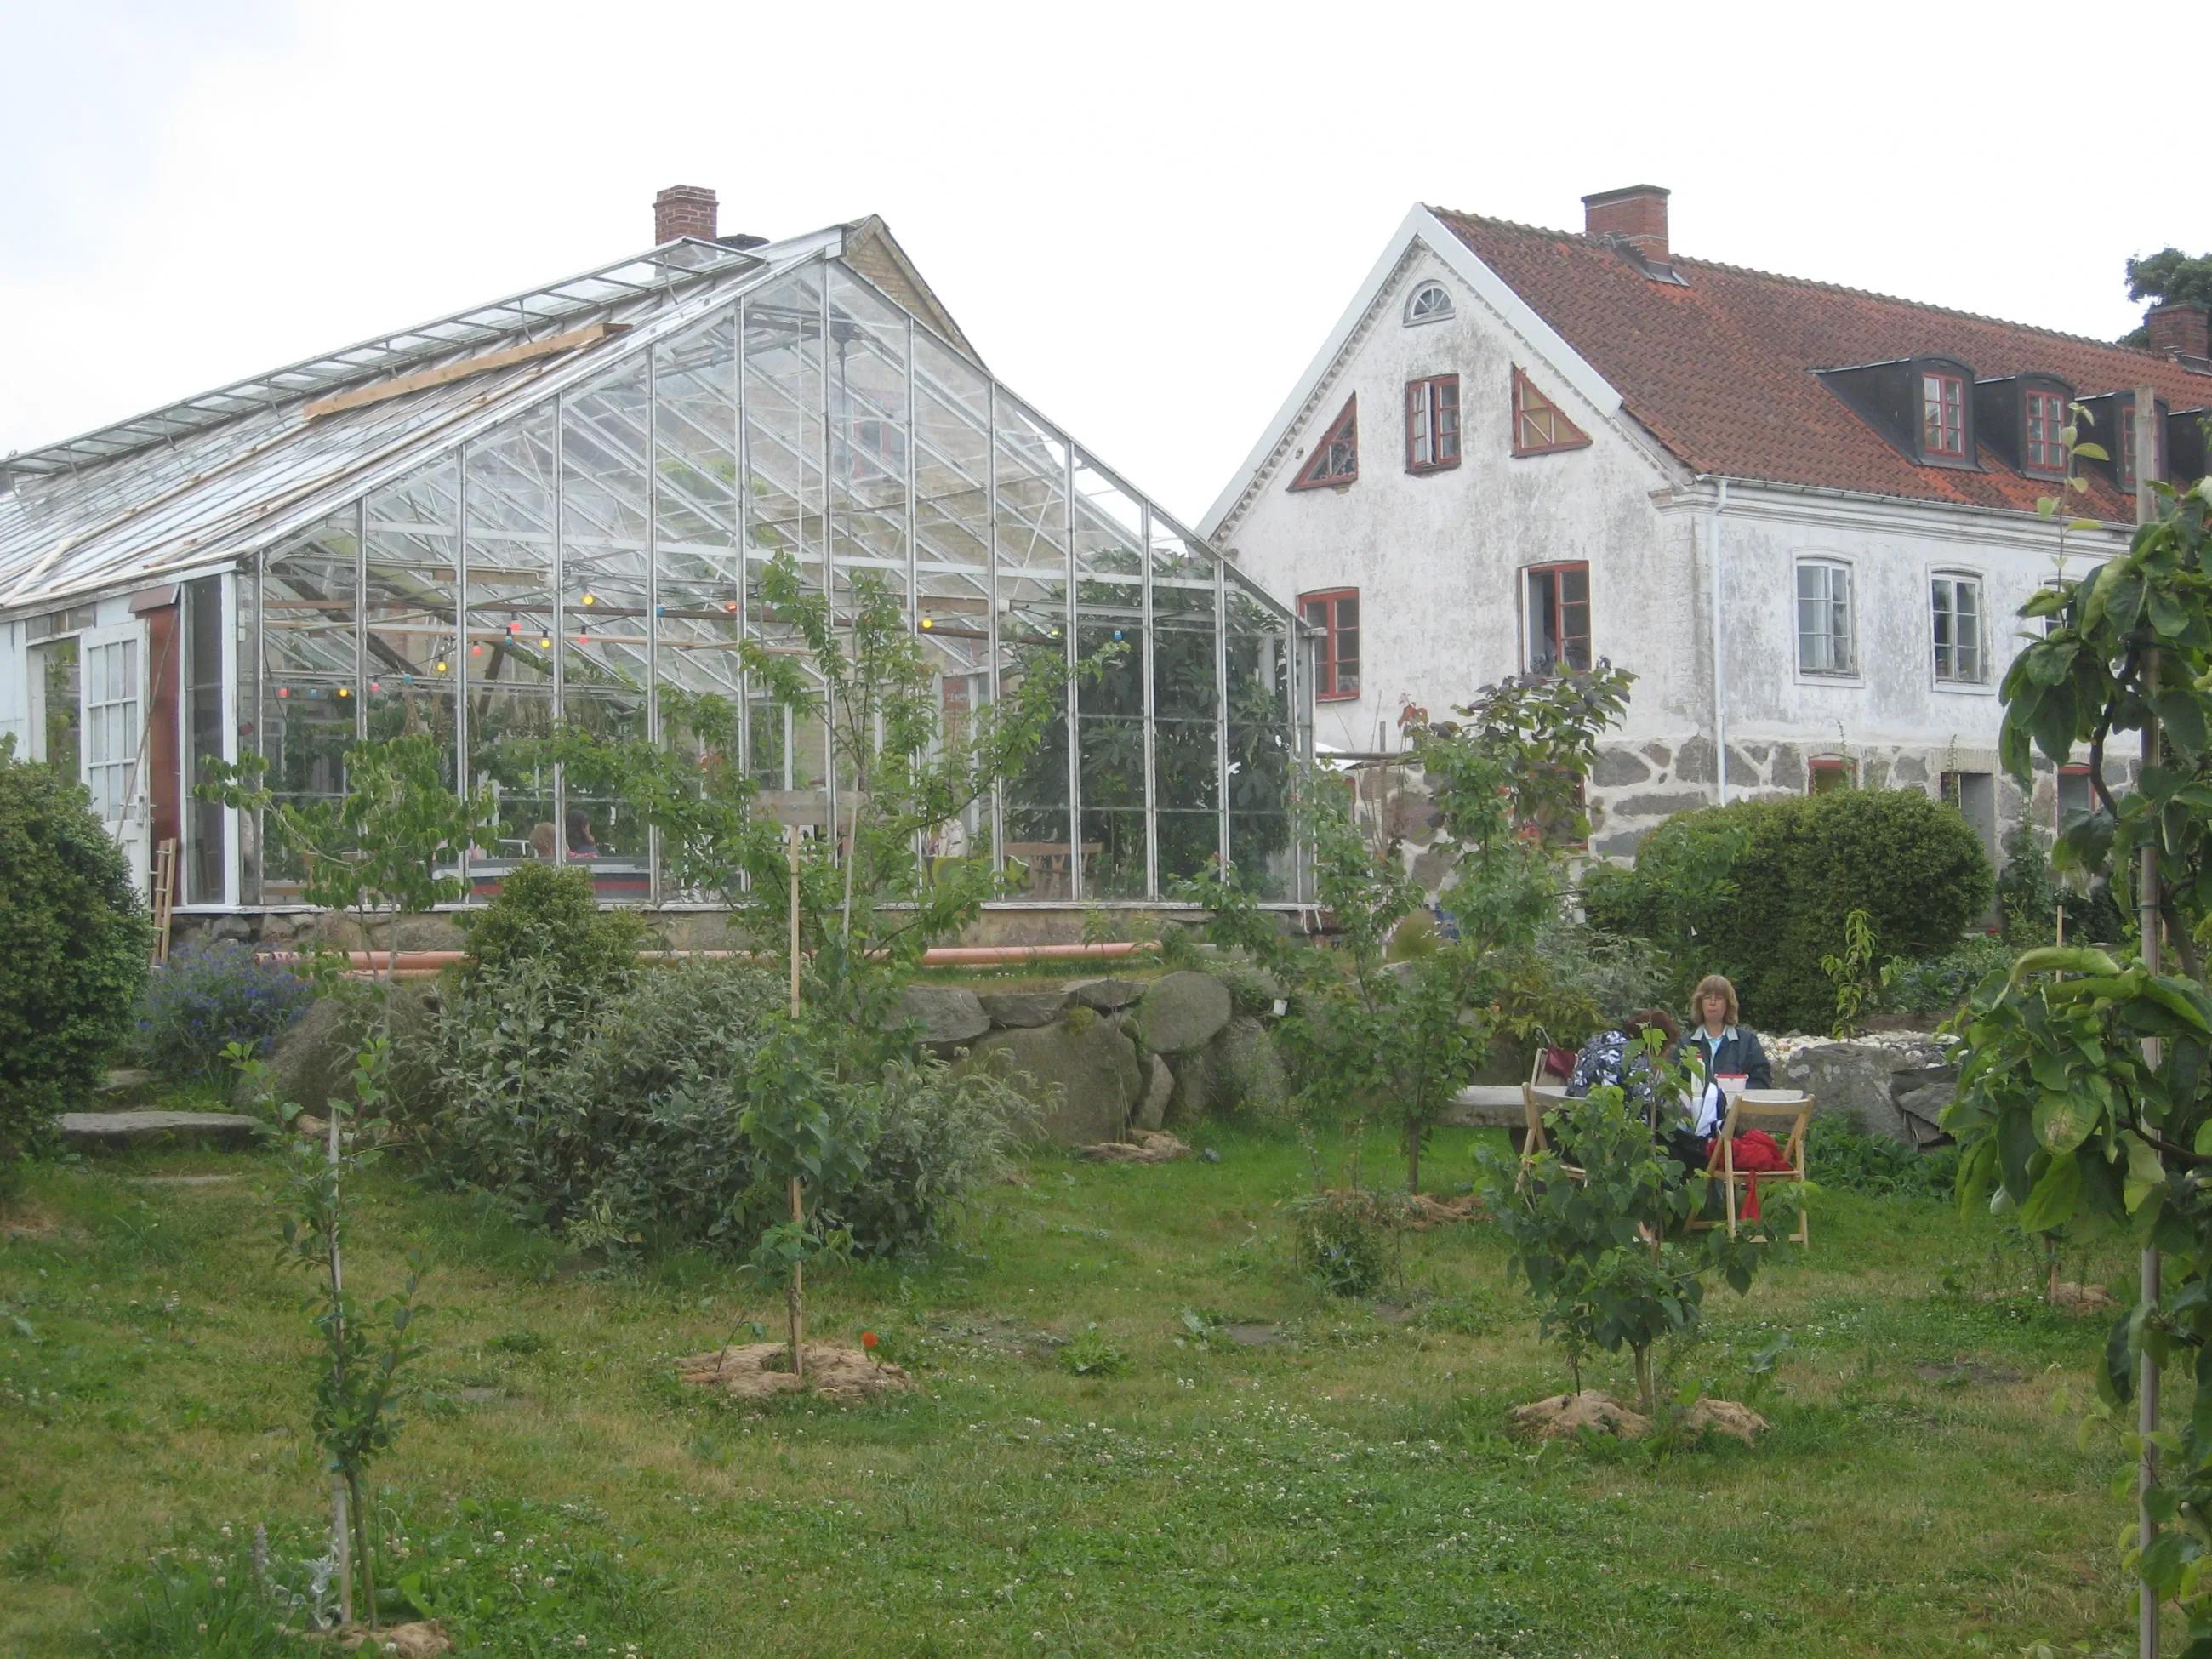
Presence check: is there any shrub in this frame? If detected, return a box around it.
[429,957,1035,1258]
[459,861,648,992]
[1805,1120,1959,1200]
[1584,788,1993,1033]
[1884,933,2014,1019]
[1993,823,2124,948]
[1288,1190,1404,1297]
[0,739,151,1162]
[134,940,315,1082]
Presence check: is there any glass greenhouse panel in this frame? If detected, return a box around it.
[461,404,556,692]
[1150,529,1223,888]
[560,362,651,695]
[469,684,557,874]
[561,689,650,904]
[1071,453,1146,900]
[744,270,828,603]
[1226,593,1296,900]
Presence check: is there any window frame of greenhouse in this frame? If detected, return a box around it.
[0,225,1312,917]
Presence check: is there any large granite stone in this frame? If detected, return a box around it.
[965,1018,1142,1146]
[60,1110,259,1151]
[898,985,989,1055]
[1065,977,1146,1012]
[1592,747,1652,788]
[1135,1054,1174,1133]
[1779,1040,1952,1143]
[1133,971,1234,1056]
[978,990,1069,1029]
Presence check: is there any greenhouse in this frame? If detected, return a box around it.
[0,208,1311,917]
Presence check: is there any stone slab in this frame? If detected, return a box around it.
[978,990,1069,1029]
[60,1111,260,1151]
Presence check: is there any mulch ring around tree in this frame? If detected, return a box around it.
[332,1621,451,1656]
[677,1342,915,1403]
[1079,1132,1189,1164]
[1510,1390,1770,1445]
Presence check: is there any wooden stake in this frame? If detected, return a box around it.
[2134,384,2163,1659]
[787,823,805,1383]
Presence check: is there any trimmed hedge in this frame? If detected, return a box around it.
[1584,788,1993,1034]
[0,741,152,1161]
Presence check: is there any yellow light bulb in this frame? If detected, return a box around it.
[435,660,448,674]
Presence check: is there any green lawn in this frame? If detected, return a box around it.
[0,1124,2158,1656]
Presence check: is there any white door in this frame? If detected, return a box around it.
[80,622,151,899]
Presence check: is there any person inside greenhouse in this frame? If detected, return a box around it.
[1682,973,1771,1140]
[565,809,599,858]
[1564,1009,1681,1123]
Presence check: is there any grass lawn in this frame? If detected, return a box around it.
[0,1121,2158,1656]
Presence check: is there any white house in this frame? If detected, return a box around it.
[1204,185,2212,863]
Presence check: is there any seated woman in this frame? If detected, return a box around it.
[1680,973,1772,1144]
[565,808,599,859]
[1564,1009,1682,1122]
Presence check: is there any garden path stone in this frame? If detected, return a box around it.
[966,1018,1141,1145]
[59,1110,259,1151]
[1065,976,1146,1012]
[899,985,990,1055]
[97,1067,157,1095]
[129,1173,244,1187]
[978,990,1069,1029]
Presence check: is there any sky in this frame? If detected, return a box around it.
[3,0,2205,527]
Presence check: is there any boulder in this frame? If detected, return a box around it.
[1778,1039,1953,1143]
[1133,971,1234,1056]
[1206,1014,1288,1120]
[1163,1047,1214,1126]
[1066,976,1146,1012]
[966,1018,1143,1146]
[898,985,989,1056]
[242,985,435,1117]
[978,990,1069,1029]
[1134,1054,1173,1133]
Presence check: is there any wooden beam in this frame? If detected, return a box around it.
[301,322,628,421]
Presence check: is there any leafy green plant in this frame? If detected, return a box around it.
[0,735,151,1168]
[234,1039,429,1633]
[1058,1324,1133,1377]
[1819,907,1904,1038]
[1483,1075,1771,1411]
[1945,471,2212,1640]
[1804,1120,1959,1199]
[1882,933,2014,1019]
[1286,1189,1405,1298]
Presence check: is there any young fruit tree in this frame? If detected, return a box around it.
[1944,474,2212,1639]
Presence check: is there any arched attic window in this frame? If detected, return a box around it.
[1405,282,1453,326]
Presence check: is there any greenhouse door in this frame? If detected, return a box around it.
[79,622,151,898]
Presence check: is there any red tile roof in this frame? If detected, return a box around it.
[1431,208,2212,520]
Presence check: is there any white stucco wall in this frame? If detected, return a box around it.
[1214,239,2132,863]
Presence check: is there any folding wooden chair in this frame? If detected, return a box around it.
[1516,1050,1586,1194]
[1690,1095,1813,1246]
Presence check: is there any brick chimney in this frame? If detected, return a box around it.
[1582,185,1670,262]
[653,185,718,245]
[2146,301,2210,362]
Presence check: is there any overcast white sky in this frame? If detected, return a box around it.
[3,0,2203,523]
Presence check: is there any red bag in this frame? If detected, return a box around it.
[1542,1045,1577,1082]
[1714,1128,1791,1220]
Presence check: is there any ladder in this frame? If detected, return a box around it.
[150,838,177,965]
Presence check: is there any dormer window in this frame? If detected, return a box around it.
[1922,370,1965,458]
[2080,391,2170,492]
[2024,387,2069,475]
[1405,282,1452,326]
[2121,408,2165,489]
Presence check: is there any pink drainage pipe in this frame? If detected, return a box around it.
[262,939,1160,977]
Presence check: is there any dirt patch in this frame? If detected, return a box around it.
[2053,1281,2118,1314]
[335,1620,451,1655]
[1080,1132,1189,1164]
[1402,1194,1485,1229]
[0,1200,62,1241]
[678,1342,915,1404]
[1222,1322,1282,1348]
[1683,1398,1769,1445]
[1511,1390,1653,1442]
[1915,1360,2022,1388]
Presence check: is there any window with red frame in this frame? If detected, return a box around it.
[1922,371,1965,458]
[2024,388,2068,474]
[2119,408,2164,488]
[1405,375,1461,471]
[1290,397,1359,490]
[1524,563,1590,674]
[1299,589,1360,699]
[1512,368,1590,456]
[1808,755,1856,795]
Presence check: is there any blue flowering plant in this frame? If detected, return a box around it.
[135,939,315,1083]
